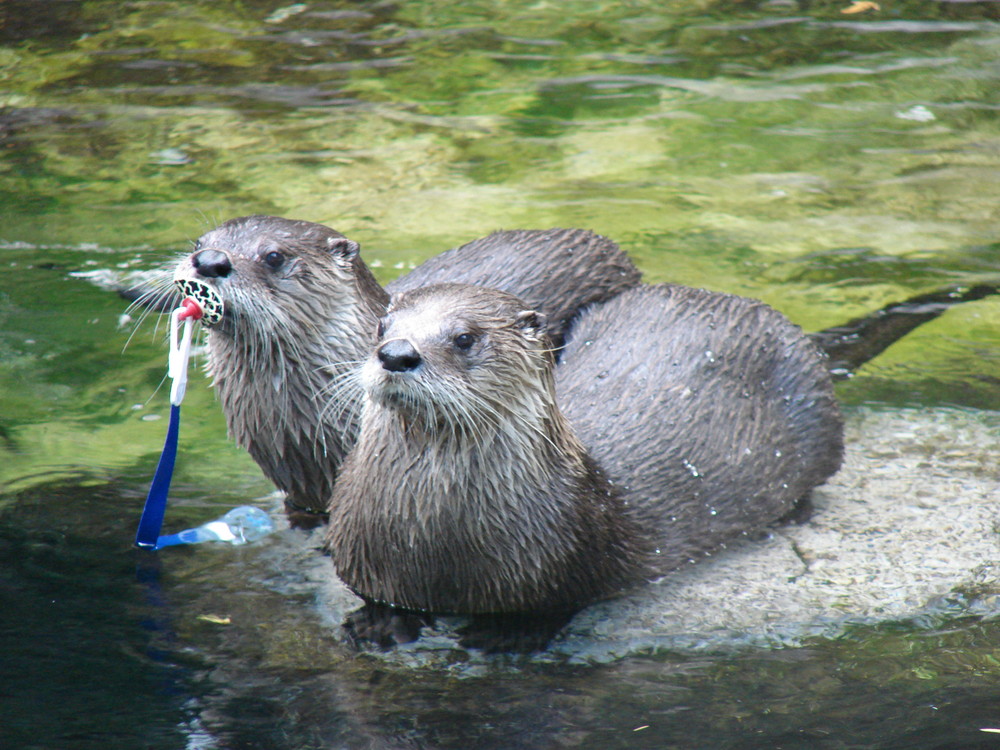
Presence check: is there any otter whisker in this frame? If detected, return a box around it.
[451,391,502,450]
[121,276,178,351]
[316,366,365,430]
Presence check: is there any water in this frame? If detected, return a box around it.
[2,1,999,747]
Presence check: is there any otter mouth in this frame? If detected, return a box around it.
[366,372,423,410]
[370,377,411,402]
[174,278,225,326]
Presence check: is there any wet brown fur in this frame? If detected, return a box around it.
[173,216,641,514]
[327,284,647,614]
[174,216,385,515]
[326,282,844,618]
[557,284,844,572]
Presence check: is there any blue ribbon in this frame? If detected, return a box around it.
[135,403,181,550]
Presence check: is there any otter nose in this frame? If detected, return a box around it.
[192,249,233,279]
[377,339,422,372]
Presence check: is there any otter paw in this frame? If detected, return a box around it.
[343,603,431,649]
[456,611,573,654]
[281,499,329,530]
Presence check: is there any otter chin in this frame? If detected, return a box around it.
[326,281,847,651]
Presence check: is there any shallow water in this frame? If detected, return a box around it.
[2,1,999,748]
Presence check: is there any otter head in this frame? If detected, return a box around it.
[172,215,383,339]
[361,283,552,438]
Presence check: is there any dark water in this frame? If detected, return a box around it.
[2,1,999,748]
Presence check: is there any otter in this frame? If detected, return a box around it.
[325,282,844,650]
[169,216,641,517]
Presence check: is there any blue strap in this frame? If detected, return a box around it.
[154,528,202,548]
[135,403,181,550]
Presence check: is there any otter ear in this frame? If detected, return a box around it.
[514,309,546,336]
[386,291,406,314]
[327,236,360,265]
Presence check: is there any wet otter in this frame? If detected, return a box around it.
[326,282,843,649]
[170,216,641,516]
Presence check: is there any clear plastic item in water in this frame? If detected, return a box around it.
[156,505,275,548]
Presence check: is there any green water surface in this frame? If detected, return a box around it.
[2,1,999,748]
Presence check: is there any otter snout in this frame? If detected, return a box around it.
[192,248,233,279]
[377,339,422,372]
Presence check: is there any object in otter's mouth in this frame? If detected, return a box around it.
[326,282,845,651]
[174,279,224,326]
[170,215,642,519]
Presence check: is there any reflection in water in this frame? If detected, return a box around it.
[1,0,999,747]
[0,483,192,749]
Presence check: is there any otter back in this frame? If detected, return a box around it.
[389,228,641,348]
[556,284,844,572]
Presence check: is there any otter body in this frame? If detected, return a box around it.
[328,287,646,616]
[326,283,843,632]
[556,284,844,571]
[173,216,641,514]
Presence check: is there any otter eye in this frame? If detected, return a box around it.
[453,332,475,351]
[263,250,285,269]
[376,319,386,339]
